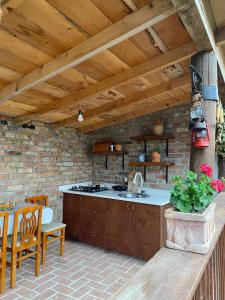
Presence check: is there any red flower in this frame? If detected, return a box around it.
[211,179,225,192]
[200,163,213,177]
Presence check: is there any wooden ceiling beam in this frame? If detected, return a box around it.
[80,92,190,133]
[215,27,225,47]
[171,0,211,50]
[122,0,184,76]
[1,0,25,24]
[0,1,177,105]
[194,0,225,81]
[172,0,225,81]
[52,74,190,129]
[14,41,196,125]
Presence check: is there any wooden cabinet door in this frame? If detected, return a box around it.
[131,203,161,260]
[82,196,106,247]
[63,193,82,240]
[105,199,132,255]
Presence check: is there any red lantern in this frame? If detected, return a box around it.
[192,124,210,148]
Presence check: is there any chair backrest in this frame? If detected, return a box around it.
[12,205,42,250]
[0,211,9,259]
[25,195,48,206]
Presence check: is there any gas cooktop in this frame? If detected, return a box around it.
[69,185,109,193]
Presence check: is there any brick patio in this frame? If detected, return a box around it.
[2,241,145,300]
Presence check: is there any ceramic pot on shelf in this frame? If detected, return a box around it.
[153,119,164,136]
[138,152,146,162]
[115,143,122,152]
[151,151,161,162]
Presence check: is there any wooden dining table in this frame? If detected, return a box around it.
[0,202,53,235]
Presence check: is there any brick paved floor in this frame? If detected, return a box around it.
[1,240,145,300]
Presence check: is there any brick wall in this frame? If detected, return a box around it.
[90,104,191,190]
[0,122,92,220]
[0,104,191,221]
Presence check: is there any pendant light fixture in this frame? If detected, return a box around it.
[78,109,84,122]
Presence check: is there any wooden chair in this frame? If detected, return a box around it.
[25,195,48,206]
[7,205,42,288]
[0,212,9,293]
[25,195,66,265]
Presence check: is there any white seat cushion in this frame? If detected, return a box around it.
[41,222,66,233]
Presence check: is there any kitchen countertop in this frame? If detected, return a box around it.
[59,182,170,206]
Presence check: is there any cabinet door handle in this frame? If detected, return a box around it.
[93,210,96,213]
[93,222,96,225]
[91,234,96,237]
[127,203,130,210]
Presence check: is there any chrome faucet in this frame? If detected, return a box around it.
[132,172,144,194]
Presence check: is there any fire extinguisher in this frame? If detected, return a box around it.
[192,123,210,148]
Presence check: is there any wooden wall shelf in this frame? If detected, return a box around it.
[129,161,175,167]
[131,134,174,141]
[91,151,128,155]
[91,151,128,170]
[130,134,175,183]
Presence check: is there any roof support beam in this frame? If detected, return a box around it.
[172,0,211,50]
[215,27,225,47]
[173,0,225,81]
[14,41,196,125]
[80,92,190,133]
[194,0,225,81]
[52,74,190,129]
[0,1,177,105]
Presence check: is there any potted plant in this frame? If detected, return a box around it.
[165,163,224,254]
[151,146,161,162]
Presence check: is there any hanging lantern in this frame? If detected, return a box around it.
[192,124,210,148]
[191,119,207,131]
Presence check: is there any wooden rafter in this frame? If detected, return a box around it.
[173,0,225,81]
[80,92,190,133]
[215,26,225,47]
[172,0,211,50]
[0,1,177,105]
[194,0,225,81]
[1,0,24,14]
[122,0,184,76]
[53,74,190,128]
[14,41,196,125]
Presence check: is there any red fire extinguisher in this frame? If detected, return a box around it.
[192,123,210,148]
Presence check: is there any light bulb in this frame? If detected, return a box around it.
[78,110,84,122]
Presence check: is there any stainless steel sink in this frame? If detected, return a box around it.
[118,192,150,199]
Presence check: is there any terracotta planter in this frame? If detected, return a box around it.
[165,202,216,254]
[151,151,161,162]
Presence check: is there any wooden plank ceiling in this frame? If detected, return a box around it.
[0,0,198,132]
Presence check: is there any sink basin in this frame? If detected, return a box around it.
[118,192,150,199]
[119,193,140,198]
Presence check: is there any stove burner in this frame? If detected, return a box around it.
[70,185,109,193]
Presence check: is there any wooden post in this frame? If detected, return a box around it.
[190,51,218,173]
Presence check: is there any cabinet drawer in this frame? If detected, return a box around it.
[83,216,105,234]
[82,196,106,211]
[83,231,105,248]
[84,207,105,217]
[105,236,132,256]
